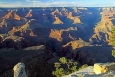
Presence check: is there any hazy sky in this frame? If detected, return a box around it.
[0,0,115,7]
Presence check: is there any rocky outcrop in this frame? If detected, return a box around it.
[0,19,7,27]
[49,29,63,42]
[1,36,26,49]
[29,30,36,36]
[13,62,27,77]
[101,7,115,17]
[51,8,62,16]
[63,38,90,50]
[19,19,43,31]
[25,10,32,17]
[53,15,63,24]
[14,13,21,20]
[94,16,113,33]
[3,11,12,19]
[8,27,18,36]
[94,63,115,74]
[88,7,115,44]
[49,29,75,42]
[89,11,114,44]
[63,63,115,77]
[4,36,24,41]
[67,12,81,24]
[3,11,21,20]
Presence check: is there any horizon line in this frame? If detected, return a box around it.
[0,6,115,8]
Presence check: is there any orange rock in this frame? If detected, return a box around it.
[29,30,36,36]
[14,13,21,20]
[51,8,62,16]
[8,27,18,35]
[0,19,5,27]
[49,29,63,42]
[25,10,32,17]
[12,27,17,31]
[71,41,79,50]
[73,17,81,24]
[51,12,55,16]
[67,12,81,24]
[94,15,113,33]
[67,12,72,18]
[3,11,12,19]
[69,33,75,40]
[53,16,63,24]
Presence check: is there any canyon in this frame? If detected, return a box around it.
[0,7,115,77]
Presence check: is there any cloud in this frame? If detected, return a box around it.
[0,0,115,7]
[0,2,21,7]
[25,0,84,7]
[26,0,40,2]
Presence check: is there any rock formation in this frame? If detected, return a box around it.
[19,19,43,31]
[89,9,114,44]
[13,62,27,77]
[49,29,75,42]
[67,12,81,24]
[3,11,12,19]
[14,13,21,20]
[25,10,32,17]
[63,38,90,50]
[49,29,63,41]
[94,63,115,74]
[3,11,21,21]
[1,36,26,49]
[51,8,62,16]
[53,15,63,24]
[63,62,115,77]
[0,19,7,27]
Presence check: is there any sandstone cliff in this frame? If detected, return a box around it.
[89,9,115,44]
[3,11,12,19]
[49,29,63,42]
[25,9,32,17]
[19,19,43,31]
[53,15,63,24]
[14,13,21,20]
[67,12,81,24]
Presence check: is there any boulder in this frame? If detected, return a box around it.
[62,65,115,77]
[94,63,115,74]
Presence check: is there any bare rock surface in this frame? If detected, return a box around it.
[13,62,27,77]
[94,63,115,74]
[63,63,115,77]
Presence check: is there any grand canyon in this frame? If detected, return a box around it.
[0,7,115,77]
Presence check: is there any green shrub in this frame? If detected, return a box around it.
[112,50,115,57]
[78,64,88,70]
[110,26,115,57]
[52,57,88,77]
[110,26,115,47]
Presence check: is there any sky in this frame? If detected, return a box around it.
[0,0,115,7]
